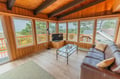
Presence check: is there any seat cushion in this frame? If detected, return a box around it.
[87,51,104,61]
[83,57,101,67]
[89,48,104,54]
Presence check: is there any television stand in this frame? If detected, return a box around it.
[52,40,64,49]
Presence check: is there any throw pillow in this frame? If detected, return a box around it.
[95,43,107,52]
[96,57,115,68]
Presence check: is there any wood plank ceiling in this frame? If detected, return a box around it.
[0,0,117,19]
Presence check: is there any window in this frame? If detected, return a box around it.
[49,22,56,34]
[35,21,47,43]
[58,23,66,40]
[80,20,94,43]
[13,17,33,48]
[49,22,56,41]
[96,18,118,44]
[68,22,78,42]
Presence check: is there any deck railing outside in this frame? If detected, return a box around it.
[0,38,8,58]
[0,34,93,58]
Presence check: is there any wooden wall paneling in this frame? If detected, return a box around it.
[92,19,97,44]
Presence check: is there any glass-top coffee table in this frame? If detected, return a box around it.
[56,44,78,64]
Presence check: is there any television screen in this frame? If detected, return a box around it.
[52,34,63,41]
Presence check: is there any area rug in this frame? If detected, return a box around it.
[0,61,55,79]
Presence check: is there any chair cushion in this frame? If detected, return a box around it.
[87,51,104,61]
[89,48,104,54]
[83,57,101,67]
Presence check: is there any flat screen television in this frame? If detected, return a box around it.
[52,34,63,41]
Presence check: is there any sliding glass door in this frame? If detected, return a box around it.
[0,17,9,64]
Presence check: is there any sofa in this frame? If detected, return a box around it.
[80,43,120,79]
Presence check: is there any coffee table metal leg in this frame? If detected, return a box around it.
[56,50,58,60]
[67,53,68,64]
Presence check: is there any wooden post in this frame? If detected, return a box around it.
[46,21,50,49]
[32,19,37,51]
[2,16,17,60]
[114,18,120,43]
[66,22,68,41]
[56,21,59,33]
[92,19,97,45]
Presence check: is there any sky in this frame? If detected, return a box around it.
[13,19,31,32]
[0,18,31,33]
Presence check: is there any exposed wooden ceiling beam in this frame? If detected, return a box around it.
[57,0,105,19]
[7,0,16,10]
[48,0,84,17]
[34,0,56,15]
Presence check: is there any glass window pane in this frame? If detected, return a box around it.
[68,22,78,42]
[13,18,33,48]
[96,18,118,44]
[49,22,56,41]
[59,23,66,40]
[35,21,47,43]
[49,22,56,34]
[80,20,94,43]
